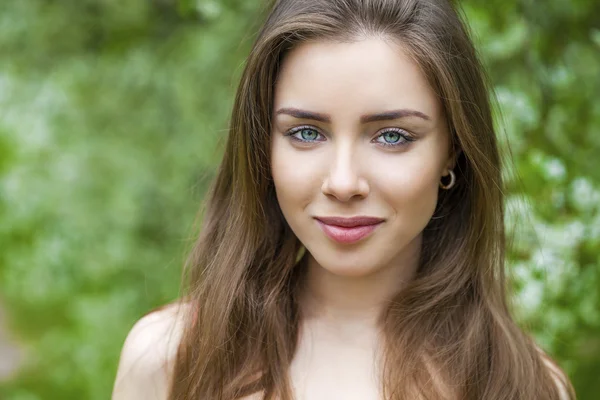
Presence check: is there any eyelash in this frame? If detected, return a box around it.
[284,125,416,148]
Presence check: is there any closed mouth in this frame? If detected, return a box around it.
[313,216,385,228]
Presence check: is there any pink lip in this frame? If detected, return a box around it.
[314,216,384,244]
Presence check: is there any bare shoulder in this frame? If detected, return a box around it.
[535,344,574,400]
[112,302,190,400]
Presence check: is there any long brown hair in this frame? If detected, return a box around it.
[168,0,576,398]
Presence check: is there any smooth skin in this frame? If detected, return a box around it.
[112,37,568,400]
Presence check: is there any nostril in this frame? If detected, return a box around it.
[321,174,369,201]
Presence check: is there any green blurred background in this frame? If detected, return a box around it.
[0,0,598,399]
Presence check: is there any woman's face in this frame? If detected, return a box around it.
[271,37,454,278]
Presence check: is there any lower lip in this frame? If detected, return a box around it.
[316,220,382,244]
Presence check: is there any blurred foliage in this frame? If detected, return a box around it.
[0,0,598,399]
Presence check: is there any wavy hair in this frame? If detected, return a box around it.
[168,0,575,398]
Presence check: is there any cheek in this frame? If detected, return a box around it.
[270,137,321,215]
[372,154,440,224]
[402,174,439,217]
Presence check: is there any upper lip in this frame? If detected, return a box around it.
[314,216,385,227]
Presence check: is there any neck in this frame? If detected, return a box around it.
[299,234,422,328]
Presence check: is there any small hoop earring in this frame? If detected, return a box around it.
[439,170,456,190]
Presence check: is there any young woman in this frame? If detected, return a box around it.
[112,0,576,399]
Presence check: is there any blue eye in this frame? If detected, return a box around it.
[285,126,324,143]
[374,129,414,148]
[284,126,414,148]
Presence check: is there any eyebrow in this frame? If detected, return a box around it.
[274,107,431,123]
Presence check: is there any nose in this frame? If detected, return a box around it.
[321,143,370,202]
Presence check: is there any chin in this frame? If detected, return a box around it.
[309,251,382,278]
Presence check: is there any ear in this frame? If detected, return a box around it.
[445,147,462,172]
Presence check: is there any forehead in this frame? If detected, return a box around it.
[273,38,442,122]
